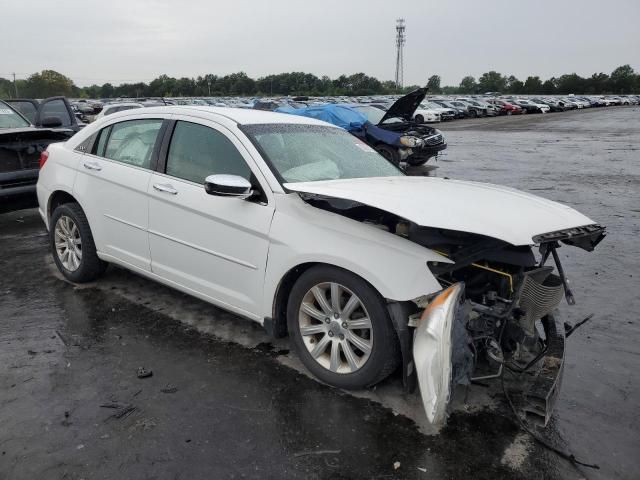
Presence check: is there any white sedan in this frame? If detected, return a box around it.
[412,104,441,123]
[37,106,604,424]
[92,102,145,121]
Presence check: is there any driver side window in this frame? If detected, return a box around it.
[97,119,163,169]
[165,121,251,184]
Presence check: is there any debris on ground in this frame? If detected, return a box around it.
[136,367,152,378]
[131,418,157,431]
[293,449,341,458]
[161,384,178,394]
[100,402,137,420]
[393,461,401,470]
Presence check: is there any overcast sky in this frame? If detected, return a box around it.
[2,0,639,87]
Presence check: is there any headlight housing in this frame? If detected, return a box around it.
[400,136,423,148]
[413,283,464,424]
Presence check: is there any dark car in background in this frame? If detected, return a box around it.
[430,99,468,118]
[5,97,83,132]
[349,88,447,165]
[0,100,75,212]
[447,100,486,118]
[531,98,569,112]
[277,88,447,167]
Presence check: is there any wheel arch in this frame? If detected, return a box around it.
[269,261,388,338]
[48,189,80,220]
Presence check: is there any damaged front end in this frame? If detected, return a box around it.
[413,283,470,424]
[286,176,606,426]
[410,225,605,426]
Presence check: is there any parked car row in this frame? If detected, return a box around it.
[67,92,639,127]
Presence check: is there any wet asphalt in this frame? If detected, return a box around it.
[1,106,639,480]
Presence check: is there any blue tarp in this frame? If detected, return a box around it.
[274,104,368,132]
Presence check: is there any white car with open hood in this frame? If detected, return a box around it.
[36,106,605,426]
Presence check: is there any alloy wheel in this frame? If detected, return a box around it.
[298,282,373,374]
[54,215,82,271]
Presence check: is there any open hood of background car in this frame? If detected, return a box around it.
[380,88,427,124]
[285,176,598,247]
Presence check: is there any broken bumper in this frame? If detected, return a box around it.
[412,283,566,427]
[520,312,565,426]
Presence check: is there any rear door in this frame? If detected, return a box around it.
[73,114,167,271]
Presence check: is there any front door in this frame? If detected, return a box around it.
[148,118,274,319]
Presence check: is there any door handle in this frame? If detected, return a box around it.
[153,183,178,195]
[83,161,102,171]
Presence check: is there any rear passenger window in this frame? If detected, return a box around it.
[94,125,112,156]
[166,121,251,184]
[102,119,163,168]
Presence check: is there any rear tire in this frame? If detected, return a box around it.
[287,265,400,389]
[50,203,106,283]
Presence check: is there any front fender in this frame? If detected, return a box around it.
[262,194,449,319]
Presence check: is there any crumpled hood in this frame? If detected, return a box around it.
[284,176,597,246]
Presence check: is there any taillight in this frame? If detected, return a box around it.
[39,150,49,169]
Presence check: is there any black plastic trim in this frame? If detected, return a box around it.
[156,119,176,173]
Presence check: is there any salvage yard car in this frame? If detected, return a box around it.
[278,88,447,166]
[1,100,74,212]
[5,96,83,132]
[36,106,605,425]
[93,102,144,120]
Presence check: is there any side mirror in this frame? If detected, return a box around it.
[41,116,63,128]
[204,174,253,198]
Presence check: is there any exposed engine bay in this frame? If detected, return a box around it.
[300,193,606,425]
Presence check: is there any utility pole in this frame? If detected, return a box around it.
[395,19,406,90]
[12,72,18,98]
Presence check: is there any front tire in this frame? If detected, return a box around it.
[287,266,400,389]
[375,144,400,166]
[414,114,424,123]
[50,203,106,283]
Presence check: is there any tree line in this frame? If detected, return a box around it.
[1,65,638,99]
